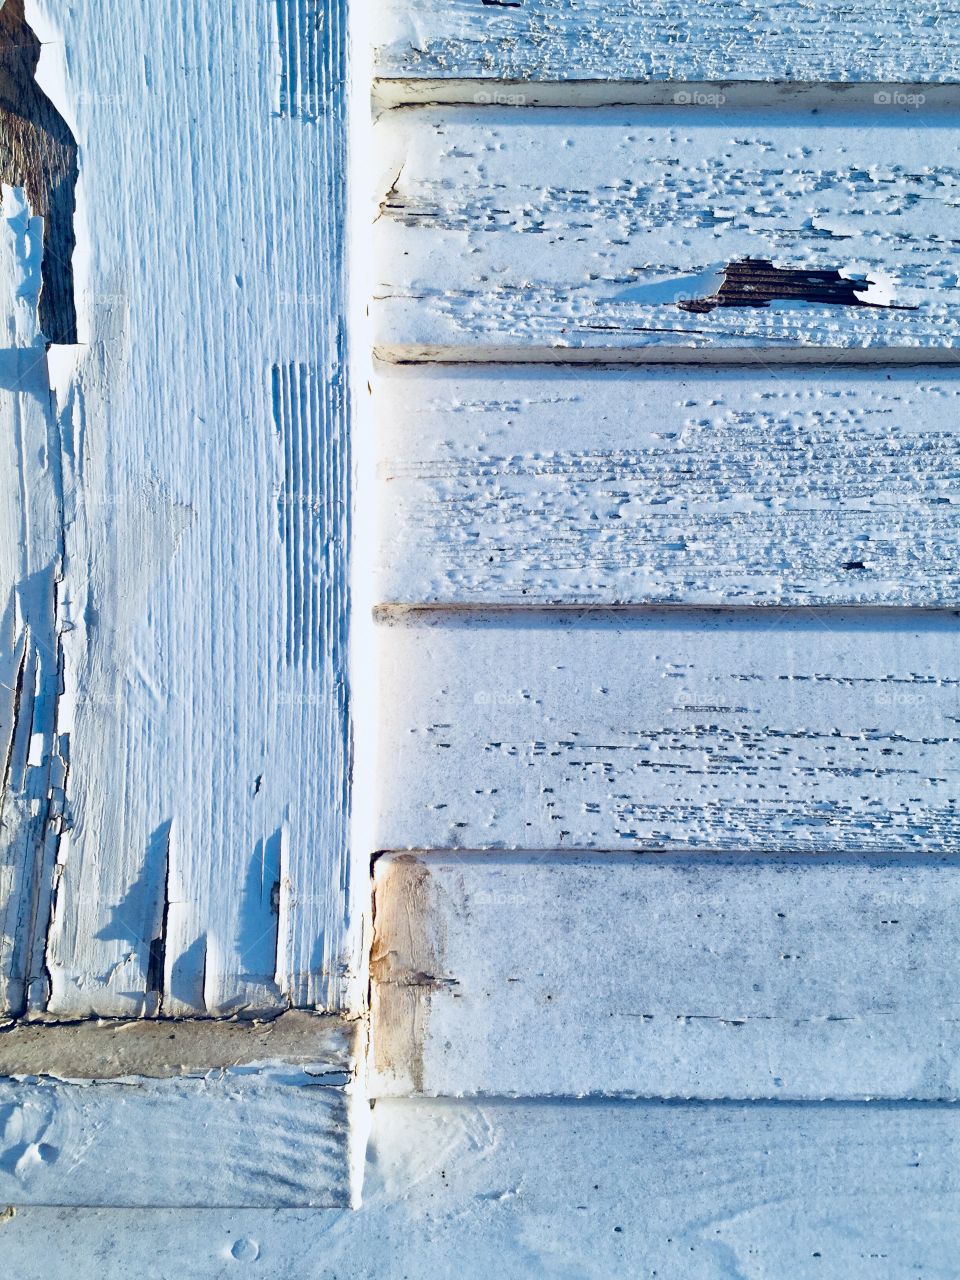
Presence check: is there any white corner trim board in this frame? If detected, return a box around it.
[0,1013,365,1208]
[371,853,960,1100]
[376,366,960,607]
[374,0,960,89]
[377,610,960,854]
[373,105,960,358]
[0,0,359,1020]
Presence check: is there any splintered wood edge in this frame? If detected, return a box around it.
[370,855,446,1095]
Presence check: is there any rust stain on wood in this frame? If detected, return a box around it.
[0,0,78,344]
[677,258,915,315]
[370,855,446,1094]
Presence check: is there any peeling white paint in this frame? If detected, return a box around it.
[373,107,957,356]
[375,0,960,85]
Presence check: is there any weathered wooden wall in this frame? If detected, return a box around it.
[369,0,960,1123]
[3,0,960,1258]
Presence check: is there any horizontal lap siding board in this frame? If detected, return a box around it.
[0,190,65,1015]
[7,1099,960,1277]
[374,0,960,86]
[371,853,960,1098]
[0,1,356,1018]
[376,611,960,853]
[373,105,960,358]
[0,1071,355,1207]
[0,1014,363,1207]
[376,366,960,606]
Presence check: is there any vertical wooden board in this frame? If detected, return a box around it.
[0,0,356,1017]
[373,105,960,356]
[377,610,960,853]
[374,0,960,89]
[0,186,65,1015]
[375,365,960,607]
[371,853,960,1099]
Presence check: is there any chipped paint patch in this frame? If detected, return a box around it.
[370,855,448,1094]
[678,258,916,314]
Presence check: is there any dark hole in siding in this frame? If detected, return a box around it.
[677,258,916,315]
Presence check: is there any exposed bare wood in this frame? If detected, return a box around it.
[374,106,960,357]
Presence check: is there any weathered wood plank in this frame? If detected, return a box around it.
[0,185,65,1016]
[375,0,960,90]
[5,1098,960,1278]
[376,366,960,607]
[377,610,960,853]
[0,1013,364,1207]
[0,0,357,1017]
[372,852,960,1099]
[374,105,960,357]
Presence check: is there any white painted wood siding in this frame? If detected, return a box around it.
[374,105,960,358]
[369,4,960,1112]
[372,853,960,1099]
[377,366,960,606]
[377,611,960,854]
